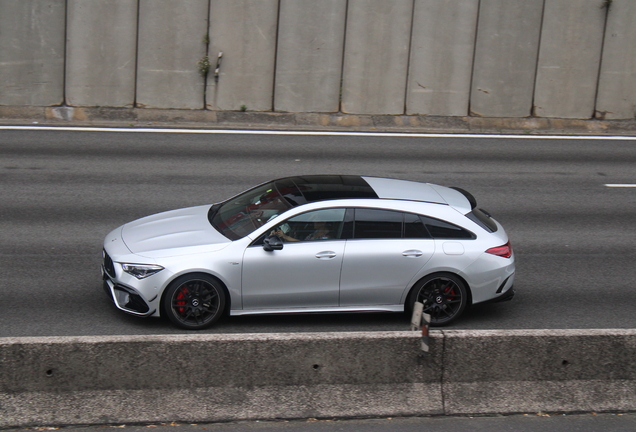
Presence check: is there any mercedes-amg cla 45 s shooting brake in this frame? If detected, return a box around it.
[102,175,515,329]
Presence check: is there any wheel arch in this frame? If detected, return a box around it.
[405,271,473,313]
[159,271,232,318]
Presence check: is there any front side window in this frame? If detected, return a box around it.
[270,208,347,243]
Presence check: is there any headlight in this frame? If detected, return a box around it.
[121,263,164,279]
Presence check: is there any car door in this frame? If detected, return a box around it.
[241,208,347,310]
[339,209,435,307]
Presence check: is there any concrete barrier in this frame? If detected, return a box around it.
[0,0,65,106]
[66,0,138,107]
[534,0,606,119]
[442,329,636,414]
[1,329,635,428]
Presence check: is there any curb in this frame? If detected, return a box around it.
[2,106,636,135]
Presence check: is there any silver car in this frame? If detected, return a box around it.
[102,175,515,329]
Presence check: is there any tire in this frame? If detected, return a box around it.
[162,273,226,330]
[409,273,468,326]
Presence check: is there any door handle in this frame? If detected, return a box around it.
[316,251,337,259]
[402,250,423,258]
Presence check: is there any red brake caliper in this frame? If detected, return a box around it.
[443,282,455,302]
[175,286,188,314]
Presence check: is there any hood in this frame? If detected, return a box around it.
[121,205,231,256]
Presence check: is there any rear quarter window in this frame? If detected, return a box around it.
[466,209,498,233]
[421,215,475,239]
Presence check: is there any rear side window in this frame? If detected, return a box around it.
[353,208,402,239]
[342,208,476,239]
[345,208,475,240]
[404,212,431,238]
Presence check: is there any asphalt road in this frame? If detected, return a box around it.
[1,128,635,337]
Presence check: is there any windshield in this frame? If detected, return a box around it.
[210,181,295,240]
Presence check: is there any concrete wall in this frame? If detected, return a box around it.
[534,0,606,119]
[341,0,413,115]
[207,0,278,111]
[274,0,346,113]
[406,0,479,116]
[66,0,137,107]
[596,0,636,120]
[1,0,635,120]
[136,0,208,109]
[0,0,65,106]
[470,0,544,118]
[2,329,636,428]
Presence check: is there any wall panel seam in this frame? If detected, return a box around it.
[593,2,611,119]
[467,0,482,117]
[530,0,547,117]
[134,0,141,108]
[403,0,416,116]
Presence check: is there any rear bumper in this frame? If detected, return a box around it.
[482,286,515,304]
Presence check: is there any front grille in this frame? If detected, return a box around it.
[103,250,116,279]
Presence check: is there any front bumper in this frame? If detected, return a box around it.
[102,250,156,317]
[102,277,156,317]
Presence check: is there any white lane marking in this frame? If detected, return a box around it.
[1,125,636,140]
[605,184,636,188]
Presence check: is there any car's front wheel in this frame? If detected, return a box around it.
[162,273,226,330]
[409,273,468,326]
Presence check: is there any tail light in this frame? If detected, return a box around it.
[486,241,512,258]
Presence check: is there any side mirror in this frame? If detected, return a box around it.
[263,235,284,252]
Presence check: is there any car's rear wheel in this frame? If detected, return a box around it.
[409,273,468,326]
[163,274,226,330]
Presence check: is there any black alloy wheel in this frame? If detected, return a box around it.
[163,274,226,330]
[411,273,468,326]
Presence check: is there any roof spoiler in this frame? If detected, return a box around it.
[450,187,477,210]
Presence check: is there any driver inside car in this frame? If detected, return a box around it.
[272,221,333,242]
